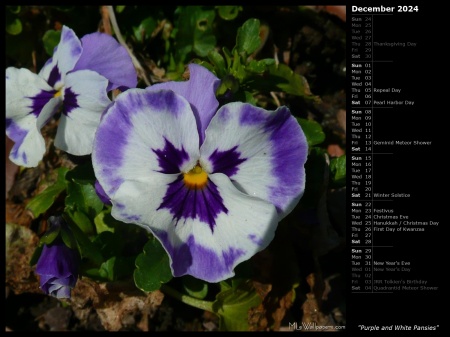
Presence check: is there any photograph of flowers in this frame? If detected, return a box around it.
[5,5,346,331]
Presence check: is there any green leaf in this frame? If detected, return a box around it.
[26,167,69,217]
[235,18,261,56]
[65,161,97,184]
[296,118,325,147]
[6,18,22,35]
[65,181,103,219]
[182,275,209,300]
[60,225,78,250]
[267,63,307,96]
[7,6,21,14]
[330,154,346,187]
[93,231,124,259]
[216,6,242,20]
[42,30,61,56]
[29,245,44,267]
[134,237,173,292]
[175,6,216,61]
[64,214,103,265]
[115,6,126,13]
[94,209,119,234]
[39,225,61,246]
[133,17,157,43]
[212,280,262,331]
[207,49,226,78]
[222,46,232,69]
[65,209,95,236]
[246,58,275,74]
[98,256,135,281]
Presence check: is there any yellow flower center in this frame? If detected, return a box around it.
[54,90,62,98]
[183,164,208,189]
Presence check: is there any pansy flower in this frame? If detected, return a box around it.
[6,25,137,167]
[92,64,308,283]
[35,216,80,299]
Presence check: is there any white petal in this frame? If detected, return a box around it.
[92,89,200,200]
[39,26,82,89]
[6,67,61,167]
[54,70,111,155]
[200,102,308,219]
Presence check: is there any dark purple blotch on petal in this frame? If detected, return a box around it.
[208,146,247,177]
[63,87,79,116]
[152,138,189,174]
[47,65,62,88]
[157,175,228,233]
[28,90,57,117]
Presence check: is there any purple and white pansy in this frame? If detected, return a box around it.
[6,25,136,167]
[92,63,308,283]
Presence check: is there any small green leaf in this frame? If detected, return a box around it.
[246,59,275,74]
[133,17,157,43]
[65,161,97,184]
[42,30,61,56]
[65,209,94,236]
[93,231,124,259]
[296,118,325,147]
[64,214,103,265]
[268,63,307,96]
[39,226,61,246]
[7,6,21,14]
[100,253,135,282]
[6,18,22,35]
[182,275,209,300]
[243,91,257,106]
[235,18,261,56]
[65,181,103,219]
[330,154,346,187]
[222,46,232,69]
[94,209,118,234]
[207,49,226,78]
[26,167,69,217]
[115,6,126,13]
[29,245,44,267]
[60,226,78,250]
[212,280,262,331]
[175,6,216,62]
[134,237,173,292]
[216,6,242,21]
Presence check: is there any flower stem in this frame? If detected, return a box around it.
[161,284,214,313]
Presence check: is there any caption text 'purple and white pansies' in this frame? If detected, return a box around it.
[92,64,308,283]
[6,25,136,167]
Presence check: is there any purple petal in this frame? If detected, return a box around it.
[36,242,79,279]
[95,180,112,205]
[73,32,137,91]
[146,63,220,144]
